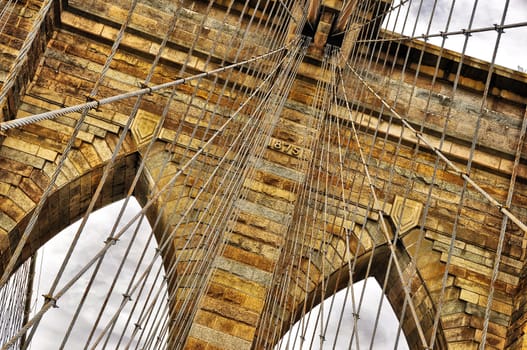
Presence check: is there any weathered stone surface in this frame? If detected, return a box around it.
[0,1,526,350]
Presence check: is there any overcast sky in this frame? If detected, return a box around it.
[30,199,408,350]
[13,1,527,349]
[29,199,165,349]
[385,0,527,71]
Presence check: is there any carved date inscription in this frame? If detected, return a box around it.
[268,137,302,158]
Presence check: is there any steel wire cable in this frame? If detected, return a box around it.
[0,0,53,108]
[0,47,288,133]
[355,20,527,45]
[91,34,296,346]
[345,59,527,236]
[117,4,294,348]
[115,6,296,346]
[0,42,289,350]
[91,45,294,348]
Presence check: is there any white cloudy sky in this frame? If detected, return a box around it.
[28,199,407,350]
[28,199,166,349]
[5,1,527,349]
[385,0,527,71]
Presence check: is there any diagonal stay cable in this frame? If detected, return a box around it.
[0,41,290,350]
[344,61,527,235]
[0,45,289,132]
[355,20,527,45]
[337,51,430,350]
[480,105,527,349]
[0,0,140,291]
[0,44,288,289]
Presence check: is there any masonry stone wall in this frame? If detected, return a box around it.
[0,1,527,349]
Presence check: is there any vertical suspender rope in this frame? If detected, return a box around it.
[480,106,527,349]
[22,0,143,347]
[338,50,431,349]
[474,1,512,348]
[0,42,289,350]
[58,5,184,349]
[345,64,527,235]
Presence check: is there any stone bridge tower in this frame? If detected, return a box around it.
[0,1,527,349]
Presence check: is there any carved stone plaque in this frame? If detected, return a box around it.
[390,195,423,235]
[131,110,160,147]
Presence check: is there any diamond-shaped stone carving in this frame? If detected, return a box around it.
[390,195,423,235]
[131,110,160,147]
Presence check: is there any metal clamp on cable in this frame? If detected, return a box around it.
[85,95,101,111]
[494,24,505,33]
[459,171,470,180]
[496,202,509,212]
[377,209,387,218]
[43,294,59,308]
[104,236,119,245]
[139,82,153,95]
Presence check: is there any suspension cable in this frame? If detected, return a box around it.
[0,45,289,132]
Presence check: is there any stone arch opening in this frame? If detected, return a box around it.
[262,242,447,350]
[0,153,139,278]
[276,276,409,349]
[26,197,168,348]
